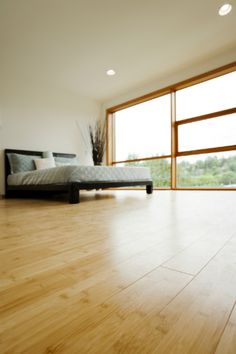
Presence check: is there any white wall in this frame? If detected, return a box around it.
[0,79,100,195]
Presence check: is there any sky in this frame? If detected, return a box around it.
[115,71,236,163]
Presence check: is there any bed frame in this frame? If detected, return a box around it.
[4,149,153,204]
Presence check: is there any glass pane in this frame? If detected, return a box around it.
[178,114,236,152]
[115,158,171,188]
[177,151,236,188]
[176,71,236,120]
[115,95,171,161]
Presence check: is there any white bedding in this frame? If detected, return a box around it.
[7,165,152,186]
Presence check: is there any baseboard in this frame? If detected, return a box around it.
[0,194,5,199]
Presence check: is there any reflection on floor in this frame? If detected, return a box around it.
[0,190,236,353]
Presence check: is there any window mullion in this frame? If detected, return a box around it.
[171,91,177,189]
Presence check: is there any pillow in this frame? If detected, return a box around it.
[54,156,79,166]
[55,161,73,167]
[7,153,39,174]
[43,151,53,158]
[34,157,56,170]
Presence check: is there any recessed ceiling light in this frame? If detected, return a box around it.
[106,69,116,76]
[218,3,232,16]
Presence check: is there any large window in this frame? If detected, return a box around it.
[114,159,171,188]
[115,95,171,161]
[178,113,236,152]
[113,94,171,188]
[107,64,236,190]
[177,151,236,188]
[176,71,236,120]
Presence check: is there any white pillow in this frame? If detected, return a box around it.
[55,162,72,167]
[34,157,56,170]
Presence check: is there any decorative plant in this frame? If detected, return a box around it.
[89,120,106,165]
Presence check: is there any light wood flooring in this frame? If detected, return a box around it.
[0,190,236,354]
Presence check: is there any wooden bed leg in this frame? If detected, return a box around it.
[146,183,153,194]
[69,183,80,204]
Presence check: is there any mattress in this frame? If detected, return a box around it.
[7,165,152,186]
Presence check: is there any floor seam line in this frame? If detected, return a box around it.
[213,300,236,354]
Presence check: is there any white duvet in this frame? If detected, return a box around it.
[7,165,152,186]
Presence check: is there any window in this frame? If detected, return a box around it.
[176,69,236,188]
[176,71,236,120]
[107,64,236,190]
[114,158,171,188]
[112,94,171,189]
[177,151,236,188]
[178,113,236,152]
[115,95,171,161]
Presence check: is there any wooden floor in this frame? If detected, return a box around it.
[0,191,236,354]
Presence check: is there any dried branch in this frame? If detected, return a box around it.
[89,120,106,165]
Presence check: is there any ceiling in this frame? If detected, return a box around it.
[1,0,236,103]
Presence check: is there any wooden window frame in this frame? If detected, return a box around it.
[106,62,236,191]
[176,107,236,156]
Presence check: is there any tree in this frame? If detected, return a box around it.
[125,154,236,188]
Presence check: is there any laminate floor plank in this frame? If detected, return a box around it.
[3,267,192,354]
[153,236,236,354]
[36,235,236,354]
[162,221,236,275]
[215,302,236,354]
[0,191,235,354]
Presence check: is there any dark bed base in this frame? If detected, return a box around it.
[6,181,153,204]
[4,149,153,204]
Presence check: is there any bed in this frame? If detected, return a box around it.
[4,149,153,204]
